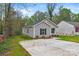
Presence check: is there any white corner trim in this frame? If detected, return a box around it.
[50,28,51,35]
[33,25,35,38]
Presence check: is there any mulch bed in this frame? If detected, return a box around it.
[34,35,59,39]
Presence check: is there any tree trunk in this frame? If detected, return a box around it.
[3,3,12,38]
[47,3,56,21]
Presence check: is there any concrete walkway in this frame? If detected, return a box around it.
[19,38,79,56]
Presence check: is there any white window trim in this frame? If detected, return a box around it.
[40,28,46,35]
[33,25,35,38]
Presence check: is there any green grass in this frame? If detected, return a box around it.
[0,36,14,54]
[0,35,32,56]
[58,35,79,43]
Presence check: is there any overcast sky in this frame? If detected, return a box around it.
[12,3,79,17]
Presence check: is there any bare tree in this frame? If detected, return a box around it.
[47,3,56,21]
[3,3,12,38]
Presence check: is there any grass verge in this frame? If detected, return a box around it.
[58,35,79,43]
[0,35,32,56]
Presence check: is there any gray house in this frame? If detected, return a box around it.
[22,19,57,38]
[55,21,79,35]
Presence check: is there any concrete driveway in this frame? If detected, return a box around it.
[19,38,79,56]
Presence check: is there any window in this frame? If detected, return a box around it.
[51,28,55,33]
[75,27,79,32]
[40,28,46,35]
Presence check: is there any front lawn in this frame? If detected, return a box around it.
[0,35,32,56]
[58,35,79,43]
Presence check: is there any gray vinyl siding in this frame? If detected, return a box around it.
[22,27,34,37]
[22,20,57,38]
[55,21,75,35]
[34,20,56,37]
[34,22,50,37]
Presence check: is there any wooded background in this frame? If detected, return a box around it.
[0,3,79,38]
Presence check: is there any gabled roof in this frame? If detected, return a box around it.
[24,19,44,28]
[24,19,57,28]
[59,21,79,27]
[68,22,79,27]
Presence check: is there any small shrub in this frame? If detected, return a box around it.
[41,36,45,38]
[48,36,52,38]
[36,36,39,38]
[51,35,59,37]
